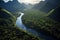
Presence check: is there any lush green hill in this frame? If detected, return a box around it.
[22,9,60,40]
[0,8,42,40]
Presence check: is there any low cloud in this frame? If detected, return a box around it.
[17,0,45,5]
[3,0,13,3]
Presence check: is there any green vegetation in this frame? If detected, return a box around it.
[22,9,60,39]
[46,9,55,16]
[0,8,42,40]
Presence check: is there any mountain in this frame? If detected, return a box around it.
[0,8,41,40]
[22,9,60,40]
[0,0,25,13]
[33,0,60,13]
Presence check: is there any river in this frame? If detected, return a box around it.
[16,12,56,40]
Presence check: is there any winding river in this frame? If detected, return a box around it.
[16,12,56,40]
[16,12,39,36]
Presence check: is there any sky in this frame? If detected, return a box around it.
[3,0,45,5]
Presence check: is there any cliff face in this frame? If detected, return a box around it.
[0,8,40,40]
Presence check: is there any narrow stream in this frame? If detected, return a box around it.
[16,12,56,40]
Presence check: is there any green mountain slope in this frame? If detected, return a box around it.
[22,9,60,40]
[0,8,42,40]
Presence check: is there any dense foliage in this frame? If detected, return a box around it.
[0,8,41,40]
[22,9,60,40]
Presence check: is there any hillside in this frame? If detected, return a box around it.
[22,9,60,40]
[0,8,41,40]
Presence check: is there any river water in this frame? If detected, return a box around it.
[16,12,39,36]
[16,12,56,40]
